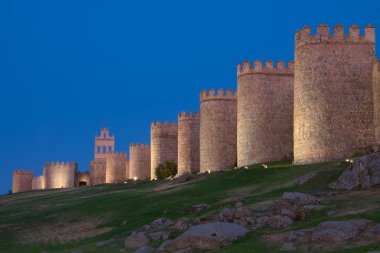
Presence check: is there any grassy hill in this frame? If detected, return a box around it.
[1,161,380,253]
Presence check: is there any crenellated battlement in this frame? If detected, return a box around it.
[44,161,78,169]
[13,169,34,193]
[237,60,294,77]
[151,120,177,130]
[295,24,375,48]
[13,169,34,175]
[130,143,150,149]
[200,88,236,103]
[178,111,200,120]
[43,161,78,189]
[106,152,127,158]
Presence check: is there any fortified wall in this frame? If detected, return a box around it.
[129,144,151,180]
[90,159,106,185]
[237,60,294,166]
[178,112,200,175]
[32,176,44,190]
[200,89,237,172]
[106,152,128,183]
[151,121,178,179]
[75,172,91,186]
[43,162,78,189]
[12,23,380,194]
[294,24,376,164]
[373,59,380,143]
[12,170,33,193]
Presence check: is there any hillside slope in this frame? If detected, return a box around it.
[0,161,379,253]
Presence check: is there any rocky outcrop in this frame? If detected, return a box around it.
[329,152,380,190]
[267,215,294,228]
[276,220,378,251]
[218,206,252,225]
[125,232,150,249]
[282,192,320,205]
[192,204,209,212]
[158,222,249,252]
[149,231,169,241]
[134,246,154,253]
[151,218,174,229]
[311,220,373,242]
[172,218,191,230]
[271,192,321,222]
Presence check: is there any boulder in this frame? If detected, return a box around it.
[311,219,372,242]
[219,208,234,222]
[364,224,380,239]
[157,240,173,252]
[282,192,320,205]
[125,232,150,249]
[191,204,209,212]
[280,242,296,251]
[149,231,170,241]
[134,246,154,253]
[271,199,316,221]
[287,230,311,243]
[172,218,191,230]
[267,215,294,228]
[151,218,174,229]
[256,216,270,226]
[158,222,249,252]
[272,200,298,219]
[218,207,252,224]
[329,152,380,190]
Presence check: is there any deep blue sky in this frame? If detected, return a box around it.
[0,0,379,194]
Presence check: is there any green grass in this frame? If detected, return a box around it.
[0,161,379,253]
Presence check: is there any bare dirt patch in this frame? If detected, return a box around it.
[17,217,113,244]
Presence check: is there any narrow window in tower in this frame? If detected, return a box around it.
[97,146,101,153]
[103,146,107,153]
[109,146,112,153]
[103,133,106,138]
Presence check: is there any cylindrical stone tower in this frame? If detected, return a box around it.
[200,88,237,172]
[12,170,33,193]
[237,60,294,166]
[129,144,151,180]
[178,112,200,175]
[150,121,178,179]
[373,59,380,144]
[294,24,376,164]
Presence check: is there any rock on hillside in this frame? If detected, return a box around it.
[158,222,249,252]
[329,152,380,190]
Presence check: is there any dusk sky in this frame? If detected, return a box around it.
[1,0,379,194]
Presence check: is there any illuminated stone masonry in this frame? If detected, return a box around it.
[12,23,380,193]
